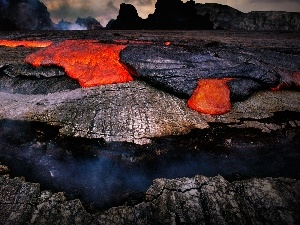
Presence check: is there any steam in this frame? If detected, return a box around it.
[68,23,87,30]
[0,119,299,210]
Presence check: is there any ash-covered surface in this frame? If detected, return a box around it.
[0,30,299,224]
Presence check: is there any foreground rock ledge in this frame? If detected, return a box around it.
[0,172,299,225]
[0,80,299,144]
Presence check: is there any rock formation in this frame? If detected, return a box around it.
[1,172,300,224]
[196,3,300,31]
[109,0,213,30]
[109,3,145,30]
[0,0,54,30]
[75,16,103,30]
[0,30,299,223]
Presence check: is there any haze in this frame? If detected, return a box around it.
[42,0,300,26]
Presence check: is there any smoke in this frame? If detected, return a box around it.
[0,119,299,210]
[66,23,87,30]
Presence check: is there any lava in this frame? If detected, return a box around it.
[164,41,172,46]
[0,40,53,48]
[25,40,133,87]
[187,78,232,115]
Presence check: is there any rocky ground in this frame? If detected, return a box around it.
[0,30,299,224]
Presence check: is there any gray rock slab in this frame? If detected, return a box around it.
[0,67,80,95]
[120,45,281,99]
[1,173,299,225]
[0,81,209,144]
[0,79,299,143]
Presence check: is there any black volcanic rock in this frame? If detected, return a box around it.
[196,3,300,31]
[146,0,213,29]
[109,3,144,30]
[1,174,300,224]
[120,44,280,100]
[0,0,54,30]
[75,16,103,30]
[0,64,80,95]
[109,0,213,30]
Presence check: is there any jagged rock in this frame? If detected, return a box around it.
[1,173,299,224]
[0,64,79,95]
[109,0,213,30]
[0,80,209,144]
[120,44,281,100]
[0,0,54,30]
[146,0,213,30]
[75,17,103,30]
[56,19,72,30]
[196,3,300,31]
[109,3,144,30]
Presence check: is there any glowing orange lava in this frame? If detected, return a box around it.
[25,40,133,87]
[0,40,53,48]
[164,41,172,46]
[187,78,232,115]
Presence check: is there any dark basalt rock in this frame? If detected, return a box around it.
[75,16,103,30]
[1,173,300,224]
[109,3,144,30]
[196,3,300,31]
[109,0,213,30]
[0,0,54,30]
[120,44,281,101]
[0,64,80,95]
[1,64,66,78]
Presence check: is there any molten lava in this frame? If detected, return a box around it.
[187,79,232,115]
[0,40,52,48]
[25,40,133,87]
[164,41,172,46]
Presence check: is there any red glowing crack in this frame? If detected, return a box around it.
[25,40,133,87]
[0,40,53,48]
[188,78,232,115]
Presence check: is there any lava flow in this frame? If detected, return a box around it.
[25,40,133,87]
[0,40,53,48]
[187,78,232,115]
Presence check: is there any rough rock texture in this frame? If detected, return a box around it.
[196,3,300,31]
[0,0,54,30]
[0,80,299,143]
[120,44,281,100]
[0,67,80,95]
[1,173,299,224]
[0,81,208,144]
[0,30,299,142]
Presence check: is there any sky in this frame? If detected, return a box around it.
[42,0,300,26]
